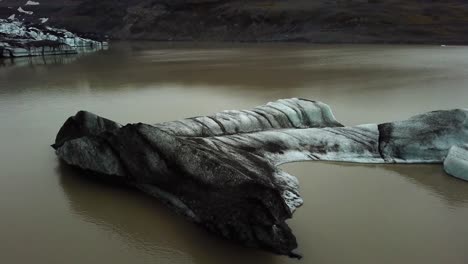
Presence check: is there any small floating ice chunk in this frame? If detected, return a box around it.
[7,14,15,20]
[39,17,48,23]
[444,145,468,181]
[17,7,33,15]
[25,0,40,5]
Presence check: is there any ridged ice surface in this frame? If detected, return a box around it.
[154,98,342,137]
[51,98,468,258]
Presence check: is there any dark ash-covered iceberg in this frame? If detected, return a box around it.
[52,98,468,258]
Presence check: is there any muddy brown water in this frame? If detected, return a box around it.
[1,42,468,264]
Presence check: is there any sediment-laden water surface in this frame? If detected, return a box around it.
[1,42,468,264]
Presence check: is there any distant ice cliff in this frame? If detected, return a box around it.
[0,19,108,58]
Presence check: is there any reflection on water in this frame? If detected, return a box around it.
[58,163,277,264]
[0,55,79,68]
[0,42,451,91]
[0,46,108,69]
[1,42,468,264]
[387,164,468,206]
[57,161,468,264]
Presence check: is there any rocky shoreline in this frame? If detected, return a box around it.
[52,98,468,258]
[0,19,107,58]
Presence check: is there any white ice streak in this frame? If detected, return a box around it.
[17,7,33,15]
[25,1,40,5]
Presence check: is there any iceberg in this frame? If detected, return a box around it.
[52,98,468,258]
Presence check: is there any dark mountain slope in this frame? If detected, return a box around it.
[2,1,468,44]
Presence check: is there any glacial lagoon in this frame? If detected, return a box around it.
[1,42,468,264]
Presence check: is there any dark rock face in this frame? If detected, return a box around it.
[52,98,468,257]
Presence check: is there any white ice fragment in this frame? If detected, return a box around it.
[7,14,15,20]
[39,17,48,23]
[25,0,40,5]
[444,145,468,181]
[17,7,33,15]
